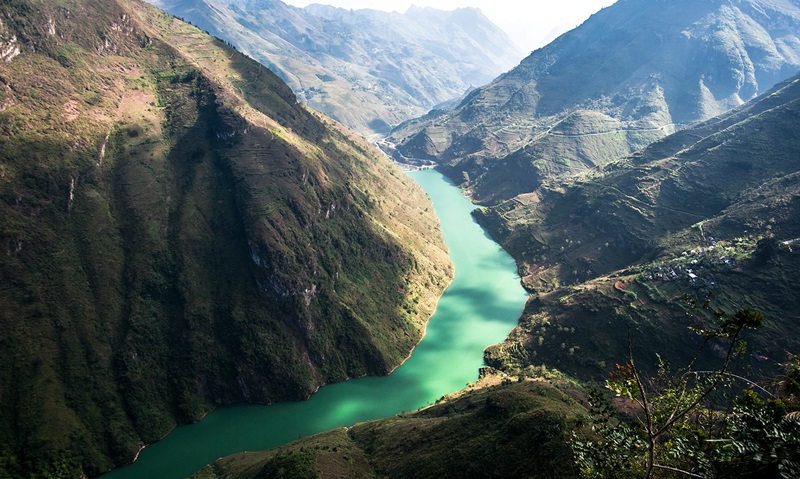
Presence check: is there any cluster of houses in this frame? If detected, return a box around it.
[639,238,739,290]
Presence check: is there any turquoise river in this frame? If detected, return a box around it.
[103,169,528,479]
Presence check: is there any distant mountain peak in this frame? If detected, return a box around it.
[150,0,522,135]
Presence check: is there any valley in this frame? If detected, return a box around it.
[0,0,453,476]
[100,170,528,479]
[2,0,800,478]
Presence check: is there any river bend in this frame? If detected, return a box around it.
[103,170,527,479]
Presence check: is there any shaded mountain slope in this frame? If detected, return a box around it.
[476,73,800,381]
[391,0,800,203]
[146,0,522,135]
[0,0,451,476]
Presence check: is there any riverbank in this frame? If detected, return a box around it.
[189,373,585,479]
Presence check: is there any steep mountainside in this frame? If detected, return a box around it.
[0,0,451,476]
[477,74,800,380]
[391,0,800,203]
[146,0,522,135]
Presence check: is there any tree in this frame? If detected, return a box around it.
[571,305,800,478]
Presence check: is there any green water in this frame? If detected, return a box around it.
[102,170,527,479]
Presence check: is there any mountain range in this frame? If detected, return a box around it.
[145,0,522,135]
[3,0,800,477]
[390,0,800,202]
[0,0,451,476]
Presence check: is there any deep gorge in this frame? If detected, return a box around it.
[101,170,528,479]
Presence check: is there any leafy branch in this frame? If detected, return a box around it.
[570,303,800,479]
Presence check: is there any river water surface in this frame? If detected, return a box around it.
[103,169,527,479]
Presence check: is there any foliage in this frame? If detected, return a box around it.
[753,237,780,265]
[571,388,644,479]
[721,391,800,478]
[571,306,800,478]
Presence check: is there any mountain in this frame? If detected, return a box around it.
[390,0,800,203]
[145,0,522,135]
[478,72,800,380]
[0,0,451,476]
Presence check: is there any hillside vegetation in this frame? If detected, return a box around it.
[0,0,451,476]
[147,0,522,135]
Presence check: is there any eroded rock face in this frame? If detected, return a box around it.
[0,17,21,63]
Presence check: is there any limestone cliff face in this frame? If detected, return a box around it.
[0,0,451,476]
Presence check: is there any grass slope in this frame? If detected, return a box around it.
[0,0,451,476]
[190,377,585,479]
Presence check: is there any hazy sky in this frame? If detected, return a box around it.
[282,1,618,52]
